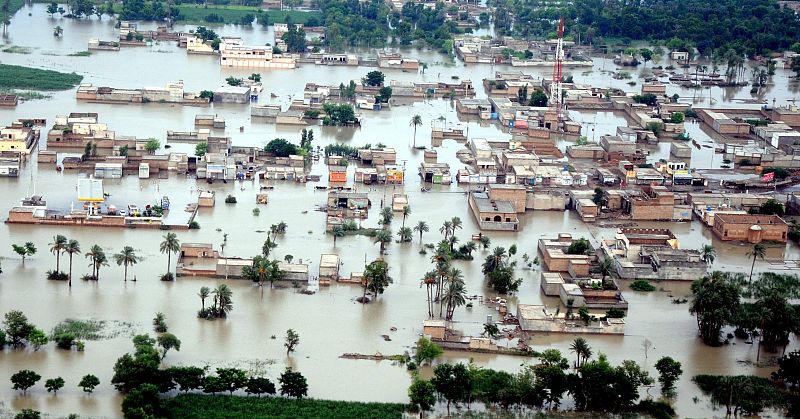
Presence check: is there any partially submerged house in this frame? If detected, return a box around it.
[601,228,706,281]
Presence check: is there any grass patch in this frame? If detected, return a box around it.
[3,45,32,54]
[0,64,83,90]
[49,319,136,340]
[68,50,92,57]
[174,5,320,25]
[629,280,656,292]
[162,394,408,419]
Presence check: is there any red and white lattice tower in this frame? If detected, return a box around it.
[549,17,565,122]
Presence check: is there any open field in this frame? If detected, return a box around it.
[0,64,83,90]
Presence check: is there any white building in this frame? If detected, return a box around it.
[219,42,296,69]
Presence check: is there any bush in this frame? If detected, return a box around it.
[566,238,591,255]
[630,280,656,292]
[606,308,626,318]
[224,195,237,204]
[46,270,69,281]
[54,333,76,349]
[160,273,175,282]
[189,221,201,229]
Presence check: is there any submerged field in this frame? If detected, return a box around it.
[174,5,321,25]
[0,64,83,90]
[162,394,408,419]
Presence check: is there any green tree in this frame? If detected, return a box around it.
[78,374,100,393]
[373,229,392,256]
[114,246,140,282]
[654,356,682,396]
[216,368,248,395]
[49,234,67,273]
[746,244,766,283]
[159,232,180,280]
[14,409,41,419]
[45,377,65,394]
[670,111,685,123]
[689,271,741,345]
[701,244,716,267]
[331,225,345,246]
[441,277,466,320]
[409,115,423,147]
[364,70,385,86]
[284,329,300,355]
[278,368,308,399]
[264,138,298,157]
[11,370,41,394]
[64,239,81,287]
[413,221,429,244]
[157,333,181,359]
[144,138,160,155]
[570,337,593,368]
[245,377,276,397]
[639,48,653,66]
[773,350,800,390]
[4,310,35,347]
[397,227,413,243]
[414,337,443,366]
[47,2,58,16]
[84,244,108,280]
[379,206,393,225]
[431,363,472,415]
[169,366,206,393]
[195,142,208,157]
[111,335,161,392]
[28,328,48,350]
[694,374,786,416]
[363,259,392,302]
[408,376,436,413]
[11,242,36,264]
[528,89,548,107]
[198,286,210,312]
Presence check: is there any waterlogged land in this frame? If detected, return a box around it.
[0,3,799,418]
[0,64,83,90]
[162,394,408,419]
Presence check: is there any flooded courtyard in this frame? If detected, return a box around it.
[1,4,800,417]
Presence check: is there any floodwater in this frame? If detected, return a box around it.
[1,4,799,417]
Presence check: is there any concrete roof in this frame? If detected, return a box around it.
[472,192,515,213]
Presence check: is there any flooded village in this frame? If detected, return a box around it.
[1,0,800,418]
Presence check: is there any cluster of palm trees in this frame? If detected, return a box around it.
[197,285,233,319]
[44,233,182,285]
[421,241,467,320]
[570,337,593,369]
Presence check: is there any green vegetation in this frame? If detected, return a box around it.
[0,64,83,91]
[50,319,105,340]
[694,374,789,415]
[492,0,800,56]
[264,138,299,157]
[162,394,408,418]
[2,45,32,54]
[67,50,92,57]
[630,280,656,292]
[175,5,319,25]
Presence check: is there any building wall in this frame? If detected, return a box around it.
[630,201,674,220]
[713,217,788,243]
[489,186,527,213]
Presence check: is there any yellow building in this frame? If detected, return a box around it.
[0,127,32,153]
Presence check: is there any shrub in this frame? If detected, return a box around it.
[46,270,69,281]
[54,332,76,349]
[160,273,175,282]
[224,195,237,204]
[188,221,200,229]
[630,280,656,292]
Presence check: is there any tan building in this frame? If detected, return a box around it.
[488,184,527,213]
[219,42,297,69]
[537,234,591,273]
[622,185,675,221]
[468,192,519,231]
[712,214,788,243]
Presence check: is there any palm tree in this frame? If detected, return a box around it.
[421,271,437,317]
[701,244,716,268]
[482,247,507,276]
[379,207,393,226]
[397,227,413,243]
[262,236,278,258]
[599,256,614,280]
[440,220,452,239]
[159,233,181,279]
[479,235,491,250]
[50,234,67,273]
[570,337,592,368]
[198,286,210,311]
[409,114,423,147]
[332,225,345,246]
[85,245,107,280]
[64,240,81,287]
[450,217,462,235]
[401,205,411,229]
[463,241,477,257]
[212,284,233,317]
[114,246,140,282]
[448,235,459,252]
[746,244,766,283]
[413,221,429,244]
[441,279,467,320]
[374,229,392,255]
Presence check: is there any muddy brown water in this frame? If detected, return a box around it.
[1,4,799,417]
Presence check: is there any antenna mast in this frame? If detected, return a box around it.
[549,17,565,122]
